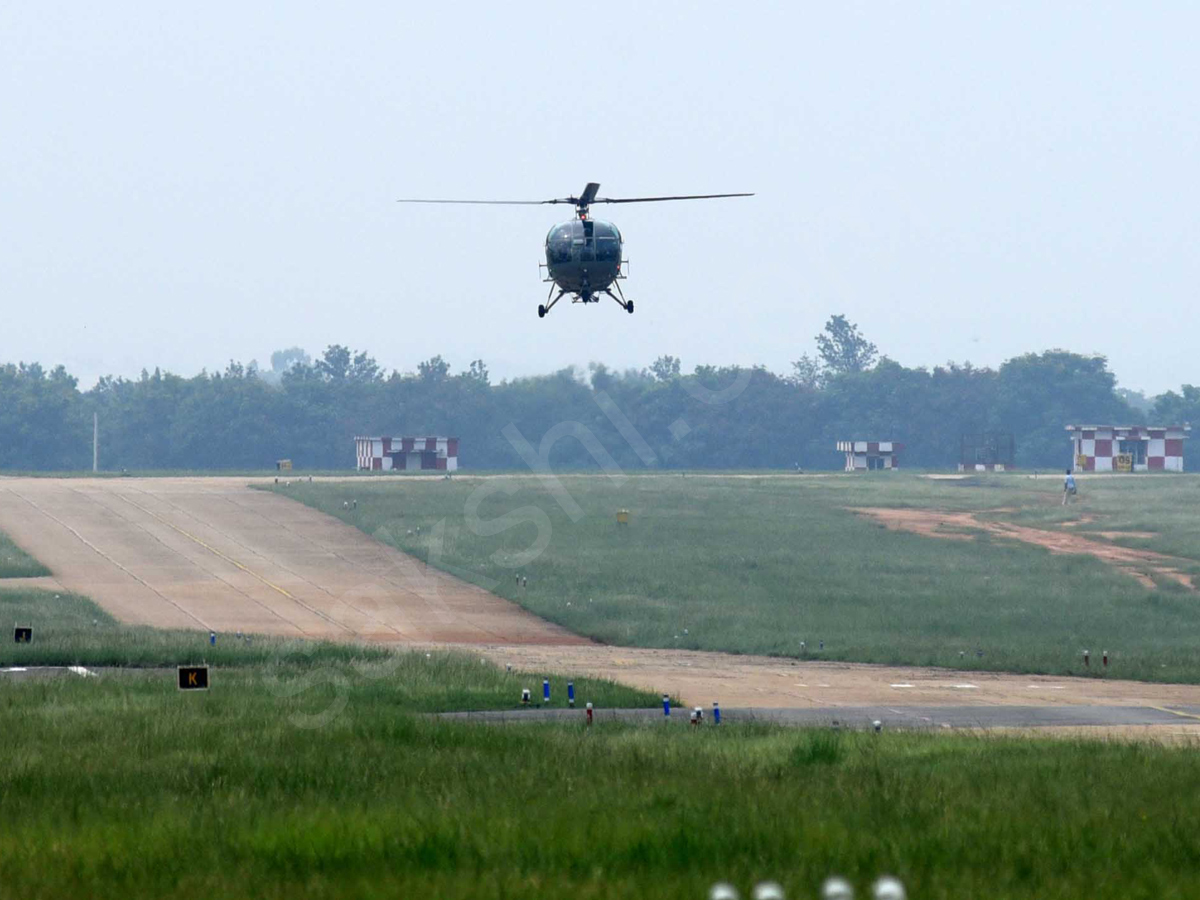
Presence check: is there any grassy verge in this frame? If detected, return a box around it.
[0,530,50,578]
[0,588,388,668]
[0,589,656,710]
[269,473,1200,682]
[3,670,1200,898]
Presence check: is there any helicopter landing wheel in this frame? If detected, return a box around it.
[626,300,634,314]
[538,304,546,319]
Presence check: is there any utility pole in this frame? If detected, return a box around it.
[93,412,98,473]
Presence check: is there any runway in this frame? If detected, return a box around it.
[440,704,1200,730]
[0,477,583,645]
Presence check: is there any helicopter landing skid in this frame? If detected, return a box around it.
[538,284,632,318]
[538,286,566,319]
[603,281,634,315]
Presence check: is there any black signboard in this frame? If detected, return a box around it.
[177,665,209,691]
[14,626,31,644]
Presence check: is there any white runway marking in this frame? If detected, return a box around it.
[954,684,978,689]
[67,666,95,678]
[891,683,914,688]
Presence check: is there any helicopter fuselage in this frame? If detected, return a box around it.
[544,217,622,300]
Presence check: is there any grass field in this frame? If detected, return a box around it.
[0,587,387,668]
[5,665,1200,899]
[0,530,50,578]
[272,473,1200,683]
[9,481,1200,897]
[0,588,654,709]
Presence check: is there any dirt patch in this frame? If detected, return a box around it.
[856,507,1194,590]
[1060,515,1095,528]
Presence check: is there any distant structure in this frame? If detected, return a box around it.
[355,436,459,472]
[959,432,1015,472]
[837,440,903,472]
[1065,425,1190,472]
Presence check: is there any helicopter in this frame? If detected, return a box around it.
[397,183,752,318]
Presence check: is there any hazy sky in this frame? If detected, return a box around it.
[2,3,1197,394]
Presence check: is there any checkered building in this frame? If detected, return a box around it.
[355,436,459,472]
[1066,425,1189,472]
[837,440,903,471]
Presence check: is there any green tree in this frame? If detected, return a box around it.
[417,356,451,384]
[316,345,352,381]
[789,353,824,390]
[650,355,681,382]
[1152,385,1200,424]
[466,359,490,385]
[270,347,310,374]
[816,315,878,375]
[994,351,1135,465]
[349,350,383,384]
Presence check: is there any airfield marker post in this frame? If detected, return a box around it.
[585,702,593,726]
[1084,649,1090,668]
[521,688,531,705]
[1103,650,1108,668]
[713,701,721,725]
[567,681,575,707]
[543,679,550,703]
[663,694,670,718]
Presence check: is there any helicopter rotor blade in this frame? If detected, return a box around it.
[395,198,570,205]
[593,192,754,204]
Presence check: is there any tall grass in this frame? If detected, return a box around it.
[273,473,1200,682]
[3,669,1200,899]
[0,530,50,578]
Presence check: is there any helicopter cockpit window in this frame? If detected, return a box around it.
[546,224,574,265]
[596,239,618,262]
[593,221,620,262]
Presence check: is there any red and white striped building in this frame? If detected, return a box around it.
[355,436,459,472]
[837,440,903,471]
[1066,425,1189,472]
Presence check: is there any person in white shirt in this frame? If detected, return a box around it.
[1062,469,1077,505]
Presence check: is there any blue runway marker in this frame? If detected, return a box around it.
[713,701,720,725]
[663,694,671,717]
[567,681,575,707]
[209,631,216,646]
[543,679,550,703]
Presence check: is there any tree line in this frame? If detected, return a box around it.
[2,317,1196,472]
